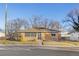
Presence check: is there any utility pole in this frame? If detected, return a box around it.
[5,3,7,39]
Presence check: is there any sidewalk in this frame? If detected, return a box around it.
[0,44,79,52]
[41,46,79,52]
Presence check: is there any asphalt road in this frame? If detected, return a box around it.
[0,46,79,56]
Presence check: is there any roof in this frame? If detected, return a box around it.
[69,31,79,34]
[18,27,60,33]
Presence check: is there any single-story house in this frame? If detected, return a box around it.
[69,32,79,41]
[61,31,70,40]
[17,27,61,42]
[61,30,79,41]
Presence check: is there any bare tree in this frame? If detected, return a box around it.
[64,9,79,32]
[42,18,49,28]
[7,18,29,40]
[31,16,50,29]
[31,16,42,28]
[49,20,61,30]
[30,16,61,30]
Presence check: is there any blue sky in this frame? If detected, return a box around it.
[0,3,79,30]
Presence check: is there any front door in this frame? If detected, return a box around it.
[38,32,42,46]
[38,32,41,40]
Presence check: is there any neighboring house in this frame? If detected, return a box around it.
[61,31,70,40]
[69,32,79,41]
[0,32,5,37]
[61,30,79,41]
[0,29,5,38]
[0,32,5,40]
[17,27,61,42]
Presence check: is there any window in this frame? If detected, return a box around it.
[30,32,36,37]
[25,32,36,37]
[51,34,56,36]
[25,32,30,36]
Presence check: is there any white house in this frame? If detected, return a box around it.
[61,30,71,40]
[0,32,5,37]
[70,32,79,41]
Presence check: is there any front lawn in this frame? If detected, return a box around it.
[0,39,79,47]
[43,41,79,47]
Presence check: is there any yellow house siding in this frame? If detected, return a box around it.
[18,28,61,42]
[20,33,26,42]
[57,32,61,41]
[35,33,39,41]
[20,32,52,42]
[44,32,52,41]
[42,33,45,40]
[20,32,37,42]
[52,32,61,41]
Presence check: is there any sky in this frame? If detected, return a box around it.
[0,3,79,30]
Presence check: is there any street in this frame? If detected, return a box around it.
[0,46,78,56]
